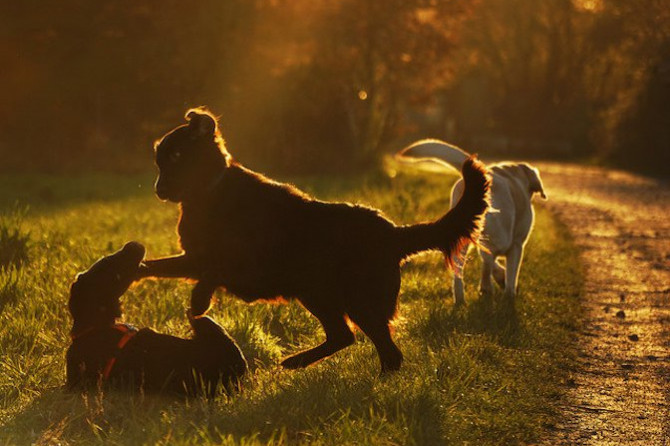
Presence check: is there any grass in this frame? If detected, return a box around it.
[0,164,582,445]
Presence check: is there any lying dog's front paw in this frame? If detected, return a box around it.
[123,241,146,260]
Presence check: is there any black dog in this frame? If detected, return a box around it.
[66,241,247,395]
[139,108,490,373]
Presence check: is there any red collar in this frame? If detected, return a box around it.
[70,323,138,380]
[103,324,138,380]
[70,323,137,340]
[70,325,95,341]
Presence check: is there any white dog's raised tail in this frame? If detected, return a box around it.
[397,139,472,172]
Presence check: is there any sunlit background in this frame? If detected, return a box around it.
[1,0,668,175]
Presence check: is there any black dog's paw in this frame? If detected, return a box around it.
[280,354,311,369]
[186,308,213,324]
[190,279,217,316]
[190,293,212,317]
[134,262,150,280]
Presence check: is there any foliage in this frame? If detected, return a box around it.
[450,0,596,149]
[0,169,582,444]
[309,0,473,162]
[611,62,670,175]
[1,1,667,174]
[0,0,255,172]
[447,0,670,170]
[224,0,475,173]
[0,0,475,174]
[590,0,670,175]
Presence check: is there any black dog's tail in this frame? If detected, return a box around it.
[395,155,490,267]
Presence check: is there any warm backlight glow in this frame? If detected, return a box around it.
[575,0,603,12]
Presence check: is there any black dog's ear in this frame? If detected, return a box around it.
[185,108,217,137]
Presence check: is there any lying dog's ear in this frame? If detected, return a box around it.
[185,108,217,137]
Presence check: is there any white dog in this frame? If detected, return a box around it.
[397,139,547,305]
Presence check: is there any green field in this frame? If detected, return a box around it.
[0,165,582,445]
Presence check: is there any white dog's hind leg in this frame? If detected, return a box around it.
[504,244,524,301]
[450,250,467,307]
[453,273,466,307]
[479,251,496,296]
[493,261,506,289]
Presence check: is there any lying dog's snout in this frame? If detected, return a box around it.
[122,241,146,263]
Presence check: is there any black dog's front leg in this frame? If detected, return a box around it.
[139,255,219,315]
[138,254,199,279]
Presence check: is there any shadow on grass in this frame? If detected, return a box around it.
[1,365,442,444]
[0,386,194,445]
[411,294,522,349]
[0,207,30,271]
[0,268,22,314]
[204,366,445,445]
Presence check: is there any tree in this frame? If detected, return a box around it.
[443,0,670,171]
[586,0,670,173]
[219,0,475,173]
[448,0,600,155]
[313,0,474,164]
[0,0,256,172]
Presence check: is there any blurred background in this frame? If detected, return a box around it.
[1,0,669,175]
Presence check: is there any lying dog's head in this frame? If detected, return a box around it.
[153,108,231,202]
[69,242,145,335]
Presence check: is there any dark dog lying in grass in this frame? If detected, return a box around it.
[138,108,490,374]
[66,241,247,395]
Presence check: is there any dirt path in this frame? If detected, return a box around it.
[535,163,670,445]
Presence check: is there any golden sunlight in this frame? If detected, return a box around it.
[575,0,603,12]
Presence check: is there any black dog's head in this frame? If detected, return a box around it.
[69,242,145,335]
[153,108,231,202]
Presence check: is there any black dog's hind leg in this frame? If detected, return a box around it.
[349,311,403,374]
[281,308,354,369]
[347,271,403,374]
[190,314,247,395]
